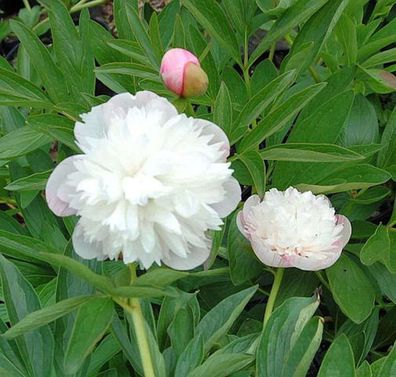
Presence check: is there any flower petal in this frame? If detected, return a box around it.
[335,215,352,248]
[75,91,178,151]
[163,244,210,270]
[287,249,342,271]
[250,235,293,268]
[211,177,241,218]
[72,222,105,260]
[46,156,81,217]
[194,119,230,159]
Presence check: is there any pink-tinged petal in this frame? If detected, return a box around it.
[163,244,210,270]
[160,48,199,95]
[211,177,241,218]
[236,211,248,238]
[243,195,260,219]
[75,91,178,151]
[72,222,105,260]
[250,235,293,268]
[335,215,352,248]
[193,119,230,159]
[46,156,82,217]
[287,249,342,271]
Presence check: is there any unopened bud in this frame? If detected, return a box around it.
[160,48,208,98]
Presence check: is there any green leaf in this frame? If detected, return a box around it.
[195,286,257,351]
[213,82,233,138]
[238,83,326,152]
[95,62,160,81]
[260,143,364,162]
[107,39,148,66]
[282,317,324,377]
[0,255,54,377]
[359,67,396,94]
[64,297,114,374]
[10,19,69,103]
[361,225,396,273]
[0,127,51,160]
[5,170,51,192]
[182,0,241,64]
[109,285,178,298]
[187,353,253,377]
[134,268,188,286]
[327,254,376,323]
[296,164,391,194]
[38,252,115,294]
[124,2,160,68]
[317,334,355,377]
[0,67,52,108]
[174,335,204,377]
[49,0,94,95]
[356,361,373,377]
[336,13,358,65]
[362,47,396,69]
[282,0,350,72]
[231,70,296,143]
[227,212,263,285]
[113,0,137,40]
[358,17,396,62]
[341,95,379,147]
[27,113,79,152]
[2,296,93,340]
[249,0,329,66]
[237,151,266,197]
[377,107,396,169]
[376,340,396,376]
[256,295,320,377]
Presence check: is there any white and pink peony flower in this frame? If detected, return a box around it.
[237,188,351,271]
[46,91,240,270]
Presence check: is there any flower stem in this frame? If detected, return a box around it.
[121,264,156,377]
[22,0,31,11]
[263,268,284,328]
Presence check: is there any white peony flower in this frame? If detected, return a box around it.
[237,188,351,271]
[46,91,241,270]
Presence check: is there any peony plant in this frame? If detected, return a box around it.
[0,1,395,377]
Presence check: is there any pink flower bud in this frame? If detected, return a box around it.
[160,48,208,98]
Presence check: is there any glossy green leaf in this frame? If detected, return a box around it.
[336,13,358,65]
[5,170,51,192]
[238,83,326,152]
[327,254,376,323]
[249,0,329,65]
[257,295,320,377]
[0,255,54,377]
[195,286,257,351]
[174,335,204,377]
[261,143,364,162]
[317,334,355,377]
[238,150,266,197]
[95,62,160,82]
[3,296,93,340]
[182,0,241,64]
[213,82,233,138]
[64,297,114,374]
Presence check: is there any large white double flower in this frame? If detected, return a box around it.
[46,91,241,269]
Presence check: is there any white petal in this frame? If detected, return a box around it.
[236,211,248,238]
[75,91,178,151]
[163,244,211,270]
[250,235,293,268]
[193,119,230,159]
[243,195,261,219]
[46,156,82,217]
[287,249,342,271]
[335,215,352,248]
[72,222,104,260]
[211,177,241,218]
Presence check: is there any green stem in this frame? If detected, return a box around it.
[315,271,330,291]
[22,0,31,11]
[263,268,284,328]
[268,42,276,62]
[120,264,156,377]
[70,0,105,12]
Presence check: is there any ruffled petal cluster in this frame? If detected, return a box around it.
[237,188,351,271]
[46,91,240,269]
